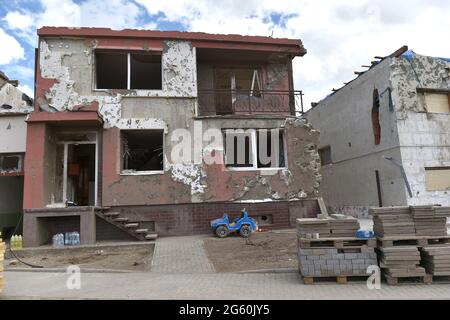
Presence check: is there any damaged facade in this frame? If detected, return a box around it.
[24,27,321,247]
[0,71,33,238]
[307,46,450,217]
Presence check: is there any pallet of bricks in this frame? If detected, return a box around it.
[0,234,4,294]
[297,214,377,284]
[370,205,450,285]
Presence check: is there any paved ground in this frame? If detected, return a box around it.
[3,219,450,299]
[151,235,215,273]
[3,270,450,299]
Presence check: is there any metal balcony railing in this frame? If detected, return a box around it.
[197,89,304,116]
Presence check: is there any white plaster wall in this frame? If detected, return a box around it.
[390,53,450,205]
[0,115,27,153]
[307,58,409,213]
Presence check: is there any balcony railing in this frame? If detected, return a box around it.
[197,89,304,116]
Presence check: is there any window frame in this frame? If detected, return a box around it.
[318,145,332,166]
[223,128,287,171]
[0,153,24,173]
[120,129,165,176]
[94,50,163,91]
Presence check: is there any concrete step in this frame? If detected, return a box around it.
[113,217,129,223]
[104,211,121,217]
[135,229,148,234]
[145,233,158,240]
[124,223,139,228]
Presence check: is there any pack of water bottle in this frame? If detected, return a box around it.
[52,231,80,247]
[52,233,65,247]
[65,232,81,246]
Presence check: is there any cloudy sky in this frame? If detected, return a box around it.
[0,0,449,109]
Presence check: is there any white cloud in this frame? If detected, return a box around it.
[0,28,25,65]
[2,0,450,111]
[3,11,34,30]
[136,0,450,110]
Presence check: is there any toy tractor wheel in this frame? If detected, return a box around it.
[239,225,251,238]
[215,225,228,238]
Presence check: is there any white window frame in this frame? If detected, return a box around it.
[223,128,287,171]
[120,129,165,176]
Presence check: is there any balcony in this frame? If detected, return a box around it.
[197,89,304,117]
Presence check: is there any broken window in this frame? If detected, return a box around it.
[421,92,450,113]
[318,146,332,166]
[130,53,162,90]
[121,130,164,173]
[96,51,162,90]
[371,88,381,145]
[224,130,253,168]
[96,52,128,89]
[0,153,23,172]
[425,167,450,191]
[257,129,285,168]
[224,128,286,169]
[214,68,262,114]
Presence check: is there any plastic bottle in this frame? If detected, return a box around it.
[10,235,16,250]
[74,232,80,245]
[17,235,22,250]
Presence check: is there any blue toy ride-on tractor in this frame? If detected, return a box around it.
[210,208,258,238]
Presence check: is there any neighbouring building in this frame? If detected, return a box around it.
[23,27,322,247]
[307,46,450,217]
[0,71,33,238]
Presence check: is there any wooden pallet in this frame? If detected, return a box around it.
[377,235,450,248]
[302,274,370,285]
[383,272,432,285]
[299,237,376,249]
[427,275,450,284]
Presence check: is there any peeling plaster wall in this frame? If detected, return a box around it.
[390,54,450,205]
[307,58,408,215]
[0,83,33,115]
[0,82,32,154]
[200,117,321,203]
[36,35,320,208]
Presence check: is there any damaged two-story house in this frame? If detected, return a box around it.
[307,46,450,217]
[0,71,33,238]
[23,27,322,247]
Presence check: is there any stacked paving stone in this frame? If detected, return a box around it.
[296,218,331,238]
[378,246,426,277]
[298,247,377,277]
[329,214,360,237]
[369,206,416,237]
[370,205,450,237]
[421,246,450,276]
[410,206,449,236]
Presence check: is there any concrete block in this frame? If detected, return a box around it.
[299,249,313,255]
[344,253,357,259]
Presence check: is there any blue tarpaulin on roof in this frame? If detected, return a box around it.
[401,49,450,63]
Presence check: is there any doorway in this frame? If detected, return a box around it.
[67,144,96,206]
[53,132,98,207]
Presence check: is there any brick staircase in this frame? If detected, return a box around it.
[96,209,158,241]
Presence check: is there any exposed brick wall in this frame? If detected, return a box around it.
[110,199,319,237]
[95,217,135,241]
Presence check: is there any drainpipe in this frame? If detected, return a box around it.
[383,156,413,198]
